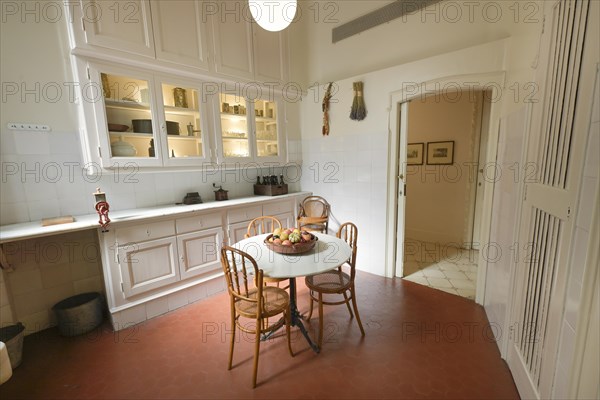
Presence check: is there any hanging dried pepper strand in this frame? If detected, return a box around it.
[322,82,333,136]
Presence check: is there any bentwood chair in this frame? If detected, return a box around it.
[221,245,294,388]
[305,222,365,348]
[245,216,282,239]
[245,216,288,288]
[297,196,330,233]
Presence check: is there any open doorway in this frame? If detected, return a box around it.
[398,90,492,300]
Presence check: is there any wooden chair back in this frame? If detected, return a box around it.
[336,222,358,281]
[298,196,330,232]
[245,216,282,239]
[221,246,264,311]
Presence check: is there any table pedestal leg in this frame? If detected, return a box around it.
[260,278,320,353]
[288,278,320,353]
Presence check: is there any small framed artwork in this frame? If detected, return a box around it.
[407,143,424,165]
[427,141,455,165]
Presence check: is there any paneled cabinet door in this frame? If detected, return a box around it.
[80,0,155,57]
[151,0,210,70]
[118,237,179,298]
[176,227,224,280]
[228,220,252,244]
[253,26,286,83]
[274,212,294,230]
[209,1,254,80]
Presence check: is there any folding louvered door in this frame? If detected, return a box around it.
[507,0,595,398]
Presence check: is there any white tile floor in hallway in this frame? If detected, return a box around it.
[402,240,478,300]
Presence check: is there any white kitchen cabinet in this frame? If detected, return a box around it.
[227,204,263,243]
[215,94,286,164]
[177,227,223,280]
[253,26,287,83]
[274,212,294,230]
[86,62,212,168]
[209,1,254,80]
[118,236,180,298]
[151,0,211,70]
[80,0,155,57]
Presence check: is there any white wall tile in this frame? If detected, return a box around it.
[73,276,103,294]
[14,132,50,155]
[20,310,51,334]
[0,202,29,225]
[27,199,61,221]
[42,283,75,310]
[40,262,72,289]
[7,268,43,296]
[13,291,47,317]
[0,305,15,326]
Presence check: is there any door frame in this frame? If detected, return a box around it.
[385,72,505,305]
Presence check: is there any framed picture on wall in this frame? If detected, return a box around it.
[427,141,454,165]
[407,143,424,165]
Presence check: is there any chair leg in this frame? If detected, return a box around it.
[350,284,365,336]
[252,318,261,388]
[307,291,314,320]
[285,311,294,357]
[318,292,324,348]
[228,310,236,370]
[342,290,354,318]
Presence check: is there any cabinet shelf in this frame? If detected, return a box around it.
[222,136,248,141]
[164,105,199,116]
[110,131,152,138]
[105,99,151,111]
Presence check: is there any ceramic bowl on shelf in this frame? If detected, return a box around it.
[111,137,137,157]
[108,123,129,132]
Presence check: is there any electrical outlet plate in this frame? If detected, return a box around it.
[7,123,51,132]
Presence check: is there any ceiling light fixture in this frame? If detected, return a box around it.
[249,0,297,32]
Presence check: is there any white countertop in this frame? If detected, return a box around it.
[0,192,310,244]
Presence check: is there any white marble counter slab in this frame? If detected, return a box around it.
[0,192,310,244]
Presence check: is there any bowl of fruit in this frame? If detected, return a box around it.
[264,228,318,254]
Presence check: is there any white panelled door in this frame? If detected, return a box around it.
[507,0,598,398]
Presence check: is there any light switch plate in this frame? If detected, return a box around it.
[7,123,51,132]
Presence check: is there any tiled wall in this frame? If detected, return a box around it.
[0,129,301,225]
[552,70,600,398]
[0,230,104,334]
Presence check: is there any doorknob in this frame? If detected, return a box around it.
[398,174,404,180]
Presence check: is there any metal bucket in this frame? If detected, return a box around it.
[52,292,104,337]
[0,323,25,368]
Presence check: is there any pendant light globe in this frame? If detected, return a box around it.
[249,0,297,32]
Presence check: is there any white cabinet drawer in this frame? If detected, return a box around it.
[227,205,262,224]
[176,213,222,234]
[263,199,294,217]
[116,220,176,243]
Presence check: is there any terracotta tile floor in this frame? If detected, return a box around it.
[403,240,478,300]
[0,272,518,399]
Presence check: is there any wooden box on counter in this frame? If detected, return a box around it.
[254,184,288,196]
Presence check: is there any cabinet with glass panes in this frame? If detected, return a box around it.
[216,94,283,163]
[90,63,210,168]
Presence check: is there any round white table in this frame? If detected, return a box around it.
[233,232,352,352]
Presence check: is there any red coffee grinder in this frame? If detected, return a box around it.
[93,188,111,232]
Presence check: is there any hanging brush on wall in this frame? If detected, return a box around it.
[350,81,367,121]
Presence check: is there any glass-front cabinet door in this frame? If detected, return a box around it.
[94,67,163,167]
[90,63,210,168]
[253,98,281,161]
[156,79,209,167]
[217,93,252,162]
[215,94,284,164]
